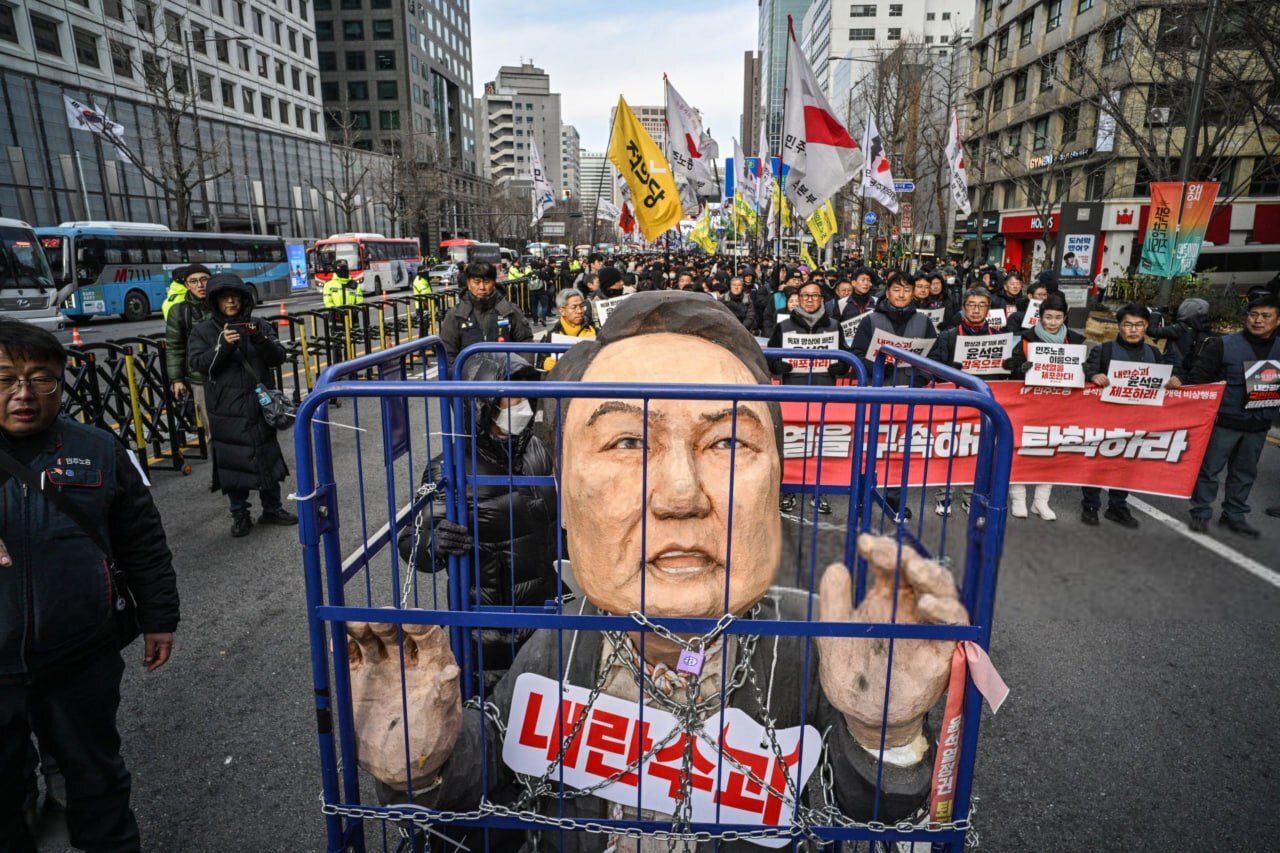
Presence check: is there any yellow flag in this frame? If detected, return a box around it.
[607,97,682,242]
[690,208,717,254]
[800,242,818,270]
[733,192,758,229]
[773,181,791,229]
[806,199,837,248]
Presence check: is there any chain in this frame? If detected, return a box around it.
[400,480,438,609]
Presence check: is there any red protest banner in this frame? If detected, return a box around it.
[781,382,1224,497]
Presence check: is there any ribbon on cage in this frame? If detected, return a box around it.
[929,642,1008,826]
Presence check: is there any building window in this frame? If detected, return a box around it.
[379,109,400,130]
[110,41,132,76]
[348,80,368,100]
[375,49,395,69]
[261,96,272,120]
[317,21,333,40]
[274,60,285,83]
[321,81,338,100]
[340,0,360,8]
[1033,116,1049,150]
[377,80,397,99]
[164,10,182,44]
[371,0,390,7]
[215,33,230,63]
[30,13,64,56]
[1086,168,1107,200]
[345,50,365,70]
[1078,0,1094,12]
[73,28,99,67]
[343,21,363,39]
[983,0,992,20]
[1019,15,1033,47]
[1047,0,1063,31]
[318,50,336,70]
[373,19,393,39]
[288,27,297,51]
[943,11,951,20]
[190,25,206,54]
[992,82,1004,111]
[301,0,310,19]
[926,12,935,20]
[1040,53,1056,90]
[310,111,318,132]
[350,110,370,129]
[272,19,282,45]
[291,67,301,90]
[306,73,315,95]
[1067,41,1085,79]
[221,80,235,106]
[849,28,875,41]
[888,27,901,40]
[171,63,188,94]
[1005,127,1020,154]
[997,29,1009,60]
[850,5,876,18]
[1014,71,1028,102]
[242,87,255,114]
[924,35,934,44]
[197,72,213,102]
[257,52,268,78]
[252,9,263,36]
[1104,24,1124,63]
[888,3,902,17]
[104,0,124,20]
[233,0,244,26]
[1061,105,1080,142]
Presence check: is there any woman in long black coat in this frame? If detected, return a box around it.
[188,273,296,537]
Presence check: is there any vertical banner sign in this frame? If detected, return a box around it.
[1171,182,1221,276]
[1138,183,1185,277]
[287,243,309,291]
[1053,202,1104,285]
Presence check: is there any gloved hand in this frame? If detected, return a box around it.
[773,360,794,376]
[432,518,473,556]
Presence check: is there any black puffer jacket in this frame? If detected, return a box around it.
[403,353,560,686]
[188,278,290,493]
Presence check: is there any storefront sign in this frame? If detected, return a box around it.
[1027,147,1093,171]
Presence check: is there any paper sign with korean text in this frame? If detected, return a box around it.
[1019,299,1043,329]
[1025,343,1086,388]
[840,310,874,343]
[921,307,947,329]
[594,295,630,326]
[1102,362,1173,406]
[1244,359,1280,409]
[865,328,932,362]
[503,673,821,848]
[986,311,1006,331]
[781,331,838,370]
[956,334,1015,375]
[780,383,1223,497]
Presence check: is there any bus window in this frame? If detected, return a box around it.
[0,230,54,291]
[39,235,69,285]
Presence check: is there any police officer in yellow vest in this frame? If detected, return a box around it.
[160,265,190,320]
[322,260,364,308]
[411,265,433,335]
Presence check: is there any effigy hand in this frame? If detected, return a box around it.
[817,534,968,752]
[347,620,462,791]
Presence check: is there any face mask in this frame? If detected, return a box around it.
[493,399,534,436]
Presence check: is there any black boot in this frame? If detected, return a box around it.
[231,510,253,537]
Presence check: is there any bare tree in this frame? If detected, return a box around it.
[84,8,231,229]
[311,104,371,233]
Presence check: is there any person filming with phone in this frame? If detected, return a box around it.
[188,274,297,538]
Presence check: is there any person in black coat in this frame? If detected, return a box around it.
[723,276,759,334]
[438,262,534,364]
[399,352,560,691]
[766,281,850,387]
[188,274,295,537]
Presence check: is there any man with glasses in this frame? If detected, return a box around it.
[1187,294,1280,537]
[1082,304,1185,528]
[0,319,179,851]
[164,263,214,444]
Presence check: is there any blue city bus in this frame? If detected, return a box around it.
[36,222,290,323]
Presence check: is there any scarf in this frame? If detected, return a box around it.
[958,319,989,336]
[793,305,826,328]
[1034,323,1068,344]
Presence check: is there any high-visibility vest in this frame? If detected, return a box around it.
[160,281,187,320]
[323,274,362,307]
[412,273,432,297]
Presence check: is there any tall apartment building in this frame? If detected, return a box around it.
[578,150,614,216]
[966,0,1278,276]
[0,0,390,234]
[757,0,811,154]
[313,0,484,243]
[741,51,761,155]
[609,103,667,151]
[476,62,563,195]
[560,124,580,203]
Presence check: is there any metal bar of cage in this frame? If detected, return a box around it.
[294,337,1013,853]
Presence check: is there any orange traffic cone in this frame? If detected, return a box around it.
[278,302,290,327]
[71,327,84,346]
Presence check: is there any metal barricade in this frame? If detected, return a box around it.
[294,336,1012,853]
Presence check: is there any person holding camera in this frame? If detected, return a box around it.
[188,274,297,538]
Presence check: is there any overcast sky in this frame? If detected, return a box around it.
[470,0,757,153]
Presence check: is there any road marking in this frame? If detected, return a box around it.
[780,511,849,533]
[1129,497,1280,590]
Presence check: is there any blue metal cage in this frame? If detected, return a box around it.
[293,335,1013,852]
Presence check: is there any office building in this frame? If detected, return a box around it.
[476,62,563,195]
[578,150,615,215]
[560,123,580,203]
[609,103,667,152]
[758,0,812,154]
[0,0,392,234]
[740,50,760,154]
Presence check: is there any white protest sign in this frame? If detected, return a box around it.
[840,310,874,343]
[1025,343,1086,388]
[550,333,583,345]
[1243,359,1280,409]
[781,331,839,370]
[503,673,821,848]
[987,311,1007,332]
[921,307,947,329]
[1102,361,1173,406]
[866,328,932,362]
[594,295,630,326]
[956,333,1015,375]
[1020,298,1043,329]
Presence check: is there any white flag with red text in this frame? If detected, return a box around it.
[665,78,720,199]
[945,107,972,217]
[860,112,899,214]
[782,26,862,218]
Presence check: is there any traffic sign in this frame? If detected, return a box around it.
[894,181,915,193]
[867,224,878,237]
[863,212,878,225]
